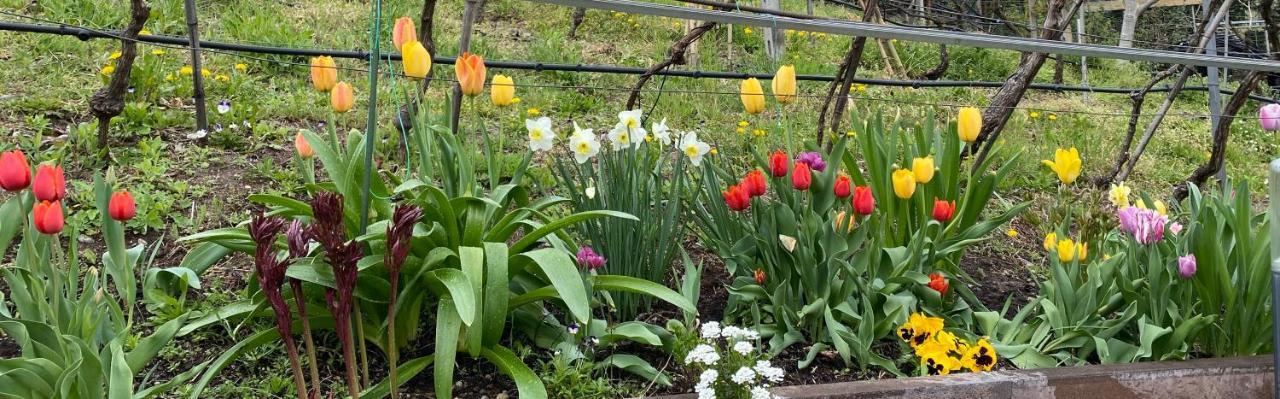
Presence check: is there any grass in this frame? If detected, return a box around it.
[0,0,1276,396]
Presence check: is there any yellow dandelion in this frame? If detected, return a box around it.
[744,27,753,34]
[100,65,115,75]
[511,97,522,104]
[151,49,166,56]
[109,51,122,60]
[527,107,541,116]
[180,66,193,76]
[736,127,746,135]
[235,63,247,72]
[200,68,211,77]
[1006,228,1018,238]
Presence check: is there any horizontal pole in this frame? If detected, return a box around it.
[0,20,1273,103]
[529,0,1280,73]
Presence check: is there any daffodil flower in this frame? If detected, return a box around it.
[569,122,601,164]
[608,109,647,149]
[678,131,710,166]
[651,117,672,145]
[1108,182,1131,207]
[525,117,556,152]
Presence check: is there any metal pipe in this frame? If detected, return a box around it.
[182,0,207,131]
[1269,159,1280,398]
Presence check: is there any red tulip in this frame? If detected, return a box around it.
[32,200,64,235]
[109,191,137,221]
[0,150,31,192]
[928,272,949,296]
[742,170,767,197]
[32,164,66,202]
[932,198,956,223]
[852,186,875,216]
[791,162,811,190]
[722,184,751,211]
[754,268,766,285]
[769,150,789,177]
[833,175,852,198]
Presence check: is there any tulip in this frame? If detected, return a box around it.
[891,169,916,199]
[1075,242,1088,262]
[852,186,875,215]
[771,65,796,104]
[108,191,136,221]
[957,107,981,143]
[331,82,354,113]
[401,41,432,79]
[742,170,767,197]
[927,273,949,296]
[0,150,31,191]
[833,211,856,233]
[1041,147,1082,184]
[455,52,486,96]
[490,74,515,106]
[576,246,607,271]
[1043,232,1057,251]
[32,201,64,235]
[392,17,417,51]
[912,156,935,184]
[32,164,66,202]
[833,175,852,198]
[1056,239,1077,262]
[310,56,338,92]
[1177,254,1197,278]
[796,152,827,172]
[722,184,751,211]
[740,78,766,115]
[754,268,766,285]
[295,132,314,159]
[769,150,789,177]
[1260,103,1280,131]
[932,198,956,223]
[791,162,812,190]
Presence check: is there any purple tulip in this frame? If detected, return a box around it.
[576,246,606,271]
[795,152,827,172]
[1169,222,1183,235]
[1261,104,1280,131]
[1178,254,1197,278]
[1116,206,1167,245]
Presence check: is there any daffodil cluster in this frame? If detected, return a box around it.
[898,313,998,376]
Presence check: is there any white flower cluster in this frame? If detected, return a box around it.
[755,360,785,383]
[687,322,782,399]
[528,110,711,165]
[685,343,722,366]
[696,369,719,399]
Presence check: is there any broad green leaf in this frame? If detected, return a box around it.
[517,249,590,324]
[591,275,696,314]
[481,346,547,399]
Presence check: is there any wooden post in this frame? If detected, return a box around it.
[762,0,785,61]
[1077,7,1089,102]
[451,0,480,135]
[183,0,208,131]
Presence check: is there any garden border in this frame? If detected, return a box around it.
[650,356,1274,399]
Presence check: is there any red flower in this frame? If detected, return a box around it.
[32,164,66,202]
[852,186,875,215]
[0,150,31,192]
[32,200,64,235]
[754,268,766,285]
[833,175,852,198]
[932,198,956,223]
[928,273,949,296]
[722,184,751,211]
[791,162,811,190]
[769,150,789,177]
[109,191,137,221]
[742,169,767,197]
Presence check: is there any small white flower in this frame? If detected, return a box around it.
[733,341,754,355]
[585,186,596,199]
[679,131,711,166]
[526,117,556,152]
[697,369,719,387]
[721,326,761,340]
[755,360,785,383]
[568,123,601,164]
[186,129,208,140]
[700,321,722,339]
[229,123,239,130]
[652,117,672,145]
[684,344,721,366]
[750,386,775,399]
[731,366,757,384]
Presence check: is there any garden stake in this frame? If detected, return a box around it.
[1269,159,1280,399]
[355,0,384,391]
[182,0,208,131]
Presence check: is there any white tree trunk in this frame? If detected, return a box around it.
[1119,0,1157,48]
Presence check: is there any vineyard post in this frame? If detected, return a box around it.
[183,0,208,131]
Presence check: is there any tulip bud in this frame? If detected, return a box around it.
[109,191,137,221]
[912,157,935,184]
[94,287,104,303]
[331,81,355,113]
[754,268,766,285]
[0,150,31,192]
[455,52,487,96]
[295,132,314,159]
[791,162,812,191]
[957,107,982,143]
[740,78,766,115]
[1056,238,1077,262]
[768,150,789,177]
[490,74,516,107]
[310,56,338,92]
[32,164,66,202]
[931,198,955,223]
[1260,103,1280,131]
[1177,254,1197,278]
[771,65,797,104]
[722,184,751,212]
[392,17,418,51]
[852,186,875,215]
[32,200,65,235]
[401,40,432,79]
[833,175,852,198]
[891,169,916,199]
[927,273,949,296]
[1043,232,1057,251]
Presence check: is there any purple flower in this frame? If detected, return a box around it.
[285,220,310,259]
[1178,254,1197,278]
[1260,103,1280,131]
[567,323,580,335]
[1169,222,1183,235]
[1116,206,1167,245]
[576,246,606,271]
[795,152,827,172]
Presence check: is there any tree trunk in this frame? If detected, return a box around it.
[625,21,718,109]
[1118,0,1157,48]
[89,0,149,160]
[569,8,587,39]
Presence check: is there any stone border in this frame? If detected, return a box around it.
[651,356,1274,398]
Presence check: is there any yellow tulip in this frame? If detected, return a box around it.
[1154,200,1168,216]
[1041,147,1082,184]
[1075,242,1088,262]
[1043,232,1057,251]
[455,52,486,96]
[957,107,981,143]
[892,169,916,199]
[911,156,935,184]
[490,75,515,107]
[740,78,766,115]
[1056,238,1077,262]
[401,41,432,79]
[310,56,338,92]
[392,17,417,52]
[331,81,354,113]
[1108,182,1131,207]
[771,65,797,104]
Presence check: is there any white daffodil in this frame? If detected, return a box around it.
[679,131,711,166]
[608,109,647,148]
[569,122,601,164]
[652,117,672,145]
[526,117,556,152]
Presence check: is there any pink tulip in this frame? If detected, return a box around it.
[1261,104,1280,131]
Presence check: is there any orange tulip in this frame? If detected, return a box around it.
[295,132,314,159]
[455,52,486,96]
[392,17,417,51]
[331,81,354,113]
[310,56,338,92]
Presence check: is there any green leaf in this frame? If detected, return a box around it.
[591,275,696,314]
[359,355,434,399]
[434,298,461,399]
[604,354,671,386]
[598,322,663,347]
[176,243,231,276]
[125,314,186,373]
[424,269,477,326]
[107,340,132,399]
[517,249,590,324]
[481,346,547,399]
[482,243,510,347]
[511,210,636,253]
